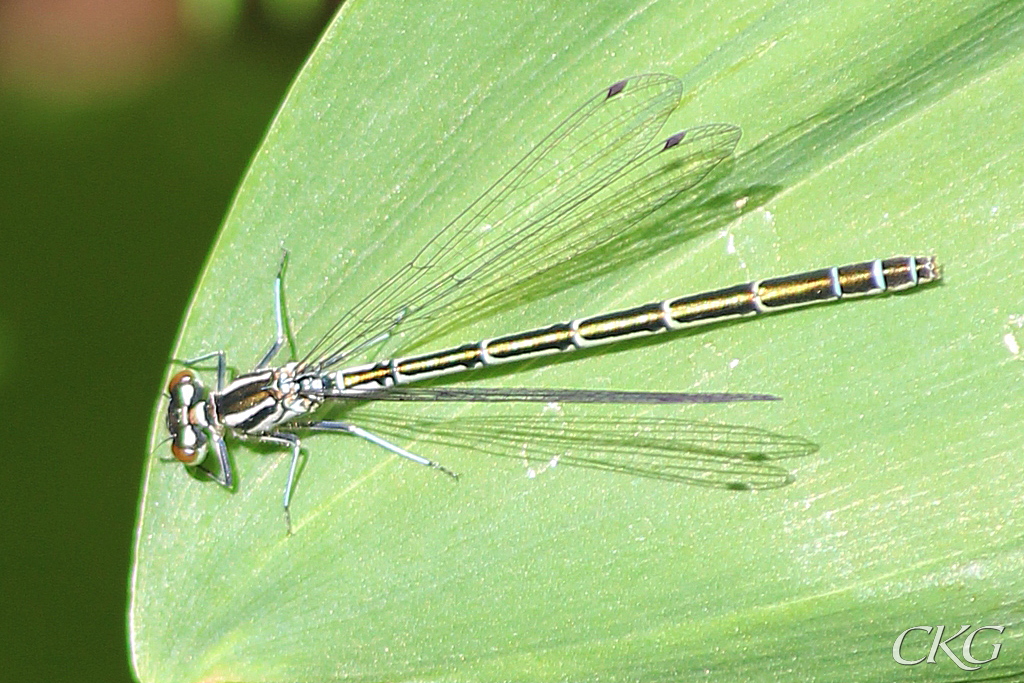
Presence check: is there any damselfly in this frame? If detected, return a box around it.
[165,74,940,525]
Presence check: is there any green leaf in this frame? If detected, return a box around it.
[131,1,1024,681]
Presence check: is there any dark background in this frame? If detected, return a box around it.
[0,3,332,680]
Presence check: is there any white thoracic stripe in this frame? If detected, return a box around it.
[221,395,277,429]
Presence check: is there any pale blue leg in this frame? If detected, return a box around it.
[256,250,291,369]
[308,420,459,479]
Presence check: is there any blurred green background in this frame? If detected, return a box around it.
[0,1,333,681]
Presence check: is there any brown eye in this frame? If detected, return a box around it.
[170,426,207,465]
[170,441,197,464]
[167,369,195,394]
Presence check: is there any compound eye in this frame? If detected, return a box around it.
[167,369,195,394]
[170,426,208,465]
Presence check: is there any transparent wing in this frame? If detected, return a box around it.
[302,74,741,369]
[348,409,817,491]
[330,386,780,404]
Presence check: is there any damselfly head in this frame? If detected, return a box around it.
[166,370,210,466]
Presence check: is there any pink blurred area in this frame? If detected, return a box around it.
[0,0,182,102]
